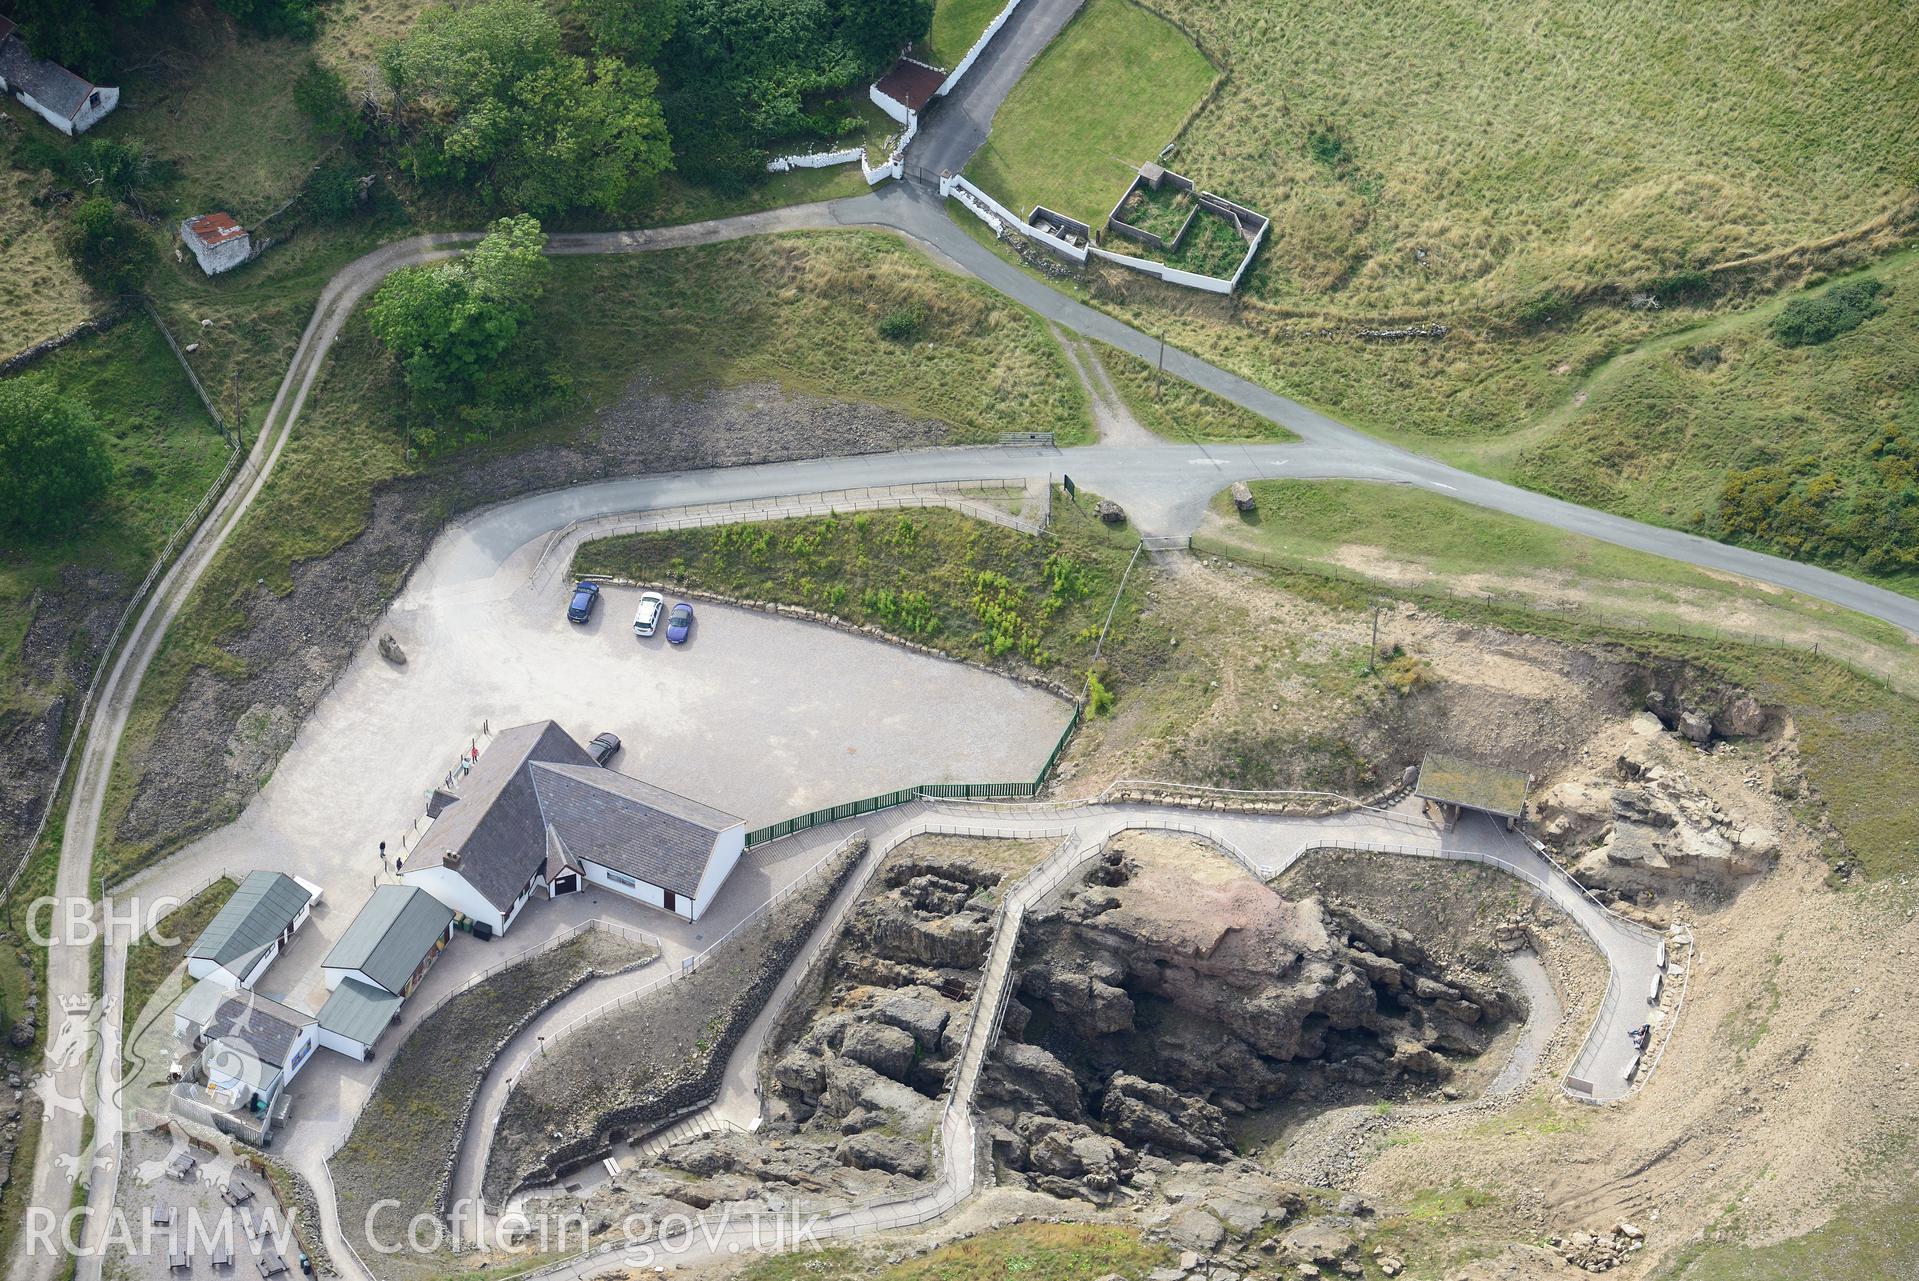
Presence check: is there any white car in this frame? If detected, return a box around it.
[632,591,666,637]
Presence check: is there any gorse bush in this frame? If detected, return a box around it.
[878,303,927,343]
[0,380,112,537]
[1774,279,1886,347]
[1713,421,1919,574]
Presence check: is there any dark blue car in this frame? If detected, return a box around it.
[566,580,600,624]
[665,602,694,644]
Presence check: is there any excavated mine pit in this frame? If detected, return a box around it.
[979,833,1518,1203]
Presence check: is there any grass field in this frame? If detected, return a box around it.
[574,488,1143,674]
[0,315,231,720]
[1097,342,1292,441]
[968,0,1217,225]
[1147,0,1918,316]
[0,105,93,354]
[919,0,1006,69]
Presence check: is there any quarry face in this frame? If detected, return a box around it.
[981,832,1517,1203]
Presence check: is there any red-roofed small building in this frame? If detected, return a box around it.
[180,212,252,276]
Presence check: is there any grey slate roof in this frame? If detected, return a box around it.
[317,977,403,1049]
[188,871,310,977]
[408,720,741,910]
[0,34,98,120]
[202,989,313,1069]
[408,721,596,912]
[323,885,453,994]
[532,762,740,898]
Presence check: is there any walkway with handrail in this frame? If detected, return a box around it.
[424,791,1676,1281]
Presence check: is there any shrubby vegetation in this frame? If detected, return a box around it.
[367,214,550,411]
[380,0,671,216]
[0,379,112,536]
[1774,278,1888,348]
[1713,421,1919,577]
[58,197,154,297]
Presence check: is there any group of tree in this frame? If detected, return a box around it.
[0,0,318,75]
[0,379,112,538]
[366,214,551,411]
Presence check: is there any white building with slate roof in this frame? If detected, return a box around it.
[401,720,745,936]
[0,19,119,136]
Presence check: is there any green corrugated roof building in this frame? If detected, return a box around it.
[317,978,403,1053]
[187,871,312,982]
[322,884,454,995]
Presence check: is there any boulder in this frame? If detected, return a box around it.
[1677,710,1714,743]
[839,1023,917,1081]
[1714,693,1767,738]
[1100,1074,1233,1158]
[1231,481,1256,511]
[1019,962,1136,1036]
[982,1041,1085,1121]
[1167,1208,1226,1251]
[1094,499,1127,524]
[834,1132,929,1178]
[1281,1220,1356,1267]
[869,994,951,1050]
[378,633,407,664]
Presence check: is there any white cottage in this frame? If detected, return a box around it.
[0,19,118,136]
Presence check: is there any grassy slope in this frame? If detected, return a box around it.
[919,0,1006,68]
[550,234,1091,442]
[735,1222,1172,1281]
[122,876,236,1046]
[1497,251,1919,582]
[574,489,1142,675]
[1096,341,1294,441]
[0,315,230,718]
[968,0,1218,224]
[0,104,93,353]
[1151,0,1918,316]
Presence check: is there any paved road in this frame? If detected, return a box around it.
[907,0,1086,179]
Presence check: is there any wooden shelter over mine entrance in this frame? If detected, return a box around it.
[1415,752,1531,830]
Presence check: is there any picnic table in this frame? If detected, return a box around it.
[150,1206,177,1228]
[212,1244,233,1269]
[220,1182,254,1206]
[167,1251,189,1271]
[166,1154,198,1180]
[257,1253,288,1278]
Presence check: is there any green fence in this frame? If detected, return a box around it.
[744,701,1084,847]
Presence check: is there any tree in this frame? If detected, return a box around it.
[656,0,929,184]
[59,197,154,297]
[366,215,551,407]
[0,381,112,537]
[573,0,679,63]
[379,0,672,216]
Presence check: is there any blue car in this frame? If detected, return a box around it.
[566,580,600,624]
[665,602,694,644]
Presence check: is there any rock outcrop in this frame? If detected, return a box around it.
[981,836,1511,1202]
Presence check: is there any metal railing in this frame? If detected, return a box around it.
[744,703,1083,847]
